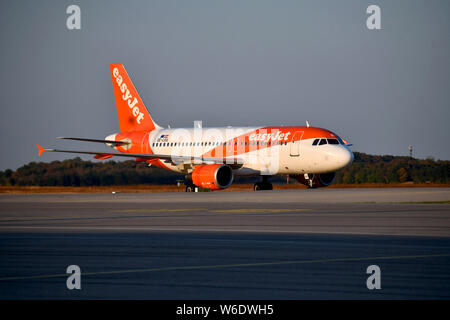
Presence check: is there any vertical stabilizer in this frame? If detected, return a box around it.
[109,64,161,132]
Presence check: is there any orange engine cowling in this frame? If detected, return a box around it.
[192,164,234,190]
[295,172,336,188]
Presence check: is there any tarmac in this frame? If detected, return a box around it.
[0,188,449,299]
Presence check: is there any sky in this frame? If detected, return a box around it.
[0,0,449,170]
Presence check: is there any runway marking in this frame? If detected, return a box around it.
[0,216,62,222]
[0,253,449,282]
[395,200,450,204]
[112,208,309,214]
[210,209,309,213]
[113,208,206,213]
[353,201,450,205]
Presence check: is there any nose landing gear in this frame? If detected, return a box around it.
[304,173,315,188]
[254,175,273,191]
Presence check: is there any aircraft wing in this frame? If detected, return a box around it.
[36,144,244,166]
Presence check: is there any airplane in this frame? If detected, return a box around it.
[37,64,354,192]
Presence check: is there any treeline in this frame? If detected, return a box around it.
[0,158,184,186]
[334,153,449,184]
[0,153,449,186]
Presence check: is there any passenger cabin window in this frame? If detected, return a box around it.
[327,139,339,145]
[319,139,327,145]
[312,139,319,146]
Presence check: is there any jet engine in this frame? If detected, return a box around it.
[295,172,336,188]
[191,164,234,190]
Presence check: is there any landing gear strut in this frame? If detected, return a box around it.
[304,173,315,188]
[184,175,196,192]
[254,176,273,191]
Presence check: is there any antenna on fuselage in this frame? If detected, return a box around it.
[306,121,310,127]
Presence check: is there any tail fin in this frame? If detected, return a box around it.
[109,64,161,132]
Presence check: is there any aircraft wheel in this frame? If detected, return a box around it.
[264,183,273,190]
[254,182,272,191]
[185,185,195,192]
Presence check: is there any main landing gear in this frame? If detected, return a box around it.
[184,175,195,192]
[254,176,273,191]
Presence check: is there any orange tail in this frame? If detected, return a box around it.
[110,64,161,133]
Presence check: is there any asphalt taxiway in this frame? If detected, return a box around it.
[0,188,449,299]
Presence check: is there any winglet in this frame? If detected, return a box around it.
[341,138,353,147]
[36,144,46,157]
[94,154,113,160]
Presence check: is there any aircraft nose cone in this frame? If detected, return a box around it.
[339,147,354,168]
[323,146,354,171]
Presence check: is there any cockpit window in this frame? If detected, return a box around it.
[312,139,319,146]
[327,138,339,145]
[319,139,327,145]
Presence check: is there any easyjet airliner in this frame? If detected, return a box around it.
[37,64,353,191]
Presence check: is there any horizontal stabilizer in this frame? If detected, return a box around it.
[57,137,130,146]
[36,144,46,157]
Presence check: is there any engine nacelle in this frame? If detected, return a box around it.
[295,172,336,188]
[192,164,234,190]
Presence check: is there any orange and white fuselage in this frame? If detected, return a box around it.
[37,64,353,191]
[106,126,353,176]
